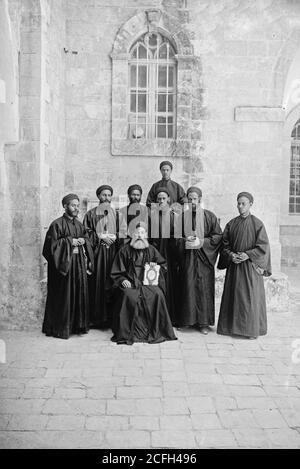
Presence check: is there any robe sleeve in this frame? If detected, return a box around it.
[151,246,168,294]
[42,221,73,276]
[245,222,272,276]
[202,212,223,266]
[177,183,187,205]
[83,211,99,250]
[110,248,128,287]
[217,222,234,270]
[146,183,156,208]
[81,225,95,273]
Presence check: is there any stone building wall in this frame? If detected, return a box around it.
[62,0,300,272]
[40,0,66,277]
[0,0,66,328]
[0,0,19,329]
[1,0,300,328]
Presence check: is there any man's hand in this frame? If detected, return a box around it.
[72,238,79,247]
[231,252,249,263]
[77,237,85,245]
[104,237,114,245]
[99,234,115,245]
[236,252,249,262]
[122,280,131,288]
[231,253,242,264]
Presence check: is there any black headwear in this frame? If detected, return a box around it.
[127,184,142,196]
[159,160,173,170]
[237,192,254,203]
[96,185,113,197]
[155,186,170,197]
[187,186,202,198]
[62,193,79,207]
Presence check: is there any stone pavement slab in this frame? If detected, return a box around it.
[1,299,300,448]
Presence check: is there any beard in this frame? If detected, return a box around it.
[130,237,149,250]
[66,208,78,218]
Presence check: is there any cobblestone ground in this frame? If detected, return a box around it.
[1,284,300,449]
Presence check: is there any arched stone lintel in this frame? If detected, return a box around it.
[284,103,300,139]
[111,9,194,58]
[272,28,300,105]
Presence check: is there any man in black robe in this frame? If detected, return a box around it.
[217,192,272,339]
[176,187,222,334]
[110,224,177,345]
[149,187,180,324]
[42,194,94,339]
[83,185,119,328]
[146,161,187,210]
[119,184,149,245]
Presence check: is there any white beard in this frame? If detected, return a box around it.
[130,238,149,250]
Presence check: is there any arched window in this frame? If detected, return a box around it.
[290,119,300,214]
[128,32,176,140]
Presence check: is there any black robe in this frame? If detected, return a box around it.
[176,209,222,327]
[110,244,177,345]
[146,179,187,207]
[217,214,272,338]
[83,205,119,328]
[42,214,94,339]
[149,207,180,324]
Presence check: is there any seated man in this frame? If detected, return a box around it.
[110,224,177,345]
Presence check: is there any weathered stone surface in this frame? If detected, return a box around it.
[234,106,285,122]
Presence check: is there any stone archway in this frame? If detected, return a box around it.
[272,28,300,106]
[112,9,193,57]
[277,31,300,267]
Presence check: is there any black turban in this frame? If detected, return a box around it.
[187,186,202,198]
[159,160,173,170]
[237,192,254,203]
[96,185,113,197]
[155,186,170,197]
[128,184,142,196]
[62,193,79,207]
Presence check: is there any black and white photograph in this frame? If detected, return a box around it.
[0,0,300,453]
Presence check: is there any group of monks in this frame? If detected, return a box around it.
[42,160,272,344]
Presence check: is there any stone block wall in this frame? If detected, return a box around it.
[1,0,300,328]
[40,0,66,277]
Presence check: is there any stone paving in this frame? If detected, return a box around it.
[0,286,300,449]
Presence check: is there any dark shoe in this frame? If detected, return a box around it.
[199,326,209,335]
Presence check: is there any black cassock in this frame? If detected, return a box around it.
[42,214,94,339]
[146,179,187,207]
[217,214,272,338]
[110,244,177,345]
[83,205,119,328]
[149,207,180,324]
[176,209,222,327]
